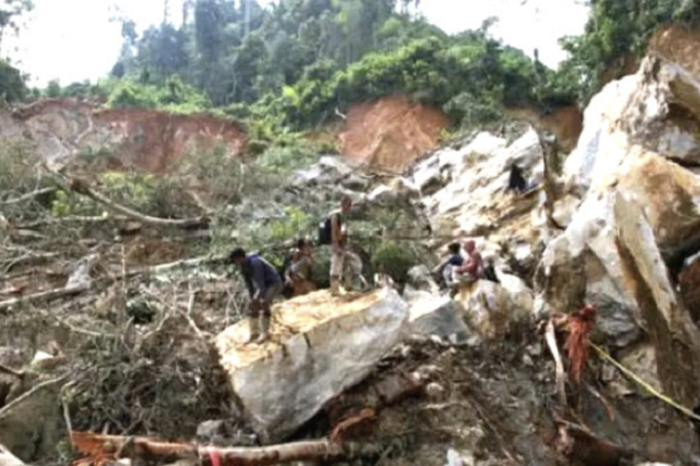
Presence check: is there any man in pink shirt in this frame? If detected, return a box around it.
[453,239,483,284]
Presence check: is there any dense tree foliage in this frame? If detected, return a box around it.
[103,1,573,130]
[0,0,32,49]
[0,59,27,102]
[11,0,700,133]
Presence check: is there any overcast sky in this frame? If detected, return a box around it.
[2,0,589,87]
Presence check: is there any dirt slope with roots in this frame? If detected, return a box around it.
[339,95,449,173]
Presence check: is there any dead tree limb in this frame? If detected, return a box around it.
[0,375,68,420]
[0,187,56,206]
[71,431,383,466]
[0,364,23,379]
[71,179,209,229]
[326,371,425,423]
[45,171,209,229]
[545,319,568,408]
[0,284,88,313]
[2,251,59,274]
[0,255,222,313]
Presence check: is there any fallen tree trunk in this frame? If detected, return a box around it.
[0,255,224,313]
[46,171,209,229]
[71,431,383,466]
[72,179,209,229]
[324,371,426,442]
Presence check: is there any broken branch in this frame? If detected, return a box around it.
[0,363,23,379]
[71,431,382,466]
[0,284,89,314]
[47,171,209,229]
[545,319,568,408]
[0,187,56,206]
[74,180,209,228]
[0,375,68,420]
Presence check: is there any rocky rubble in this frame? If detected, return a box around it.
[407,128,547,278]
[6,24,700,466]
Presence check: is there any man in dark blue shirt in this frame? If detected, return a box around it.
[230,248,283,344]
[432,242,464,288]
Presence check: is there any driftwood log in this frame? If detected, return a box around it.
[71,432,382,466]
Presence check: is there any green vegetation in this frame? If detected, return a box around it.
[10,1,578,133]
[5,0,700,147]
[371,241,418,285]
[561,0,700,102]
[0,59,28,102]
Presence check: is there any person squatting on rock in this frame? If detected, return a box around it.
[507,162,528,193]
[229,248,282,344]
[285,238,317,297]
[450,239,484,292]
[432,242,464,288]
[326,196,364,295]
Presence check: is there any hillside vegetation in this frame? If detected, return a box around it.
[4,0,699,143]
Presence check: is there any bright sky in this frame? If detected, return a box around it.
[2,0,589,87]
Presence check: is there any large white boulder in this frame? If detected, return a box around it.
[405,290,469,342]
[454,279,532,341]
[565,55,700,195]
[214,289,408,443]
[539,50,700,361]
[537,190,700,406]
[407,129,546,276]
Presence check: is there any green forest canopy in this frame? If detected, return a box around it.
[4,0,700,133]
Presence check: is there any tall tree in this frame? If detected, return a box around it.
[0,0,33,50]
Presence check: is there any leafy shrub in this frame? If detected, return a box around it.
[370,242,418,285]
[101,172,156,210]
[50,189,97,218]
[105,76,211,114]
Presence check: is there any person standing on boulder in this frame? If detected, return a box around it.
[285,238,317,297]
[229,248,282,344]
[327,196,363,295]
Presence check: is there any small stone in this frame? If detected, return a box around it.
[196,420,226,441]
[426,382,446,400]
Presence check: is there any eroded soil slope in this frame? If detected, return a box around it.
[339,95,449,173]
[0,99,246,172]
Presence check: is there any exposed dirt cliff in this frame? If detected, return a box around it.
[0,99,246,173]
[339,95,449,173]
